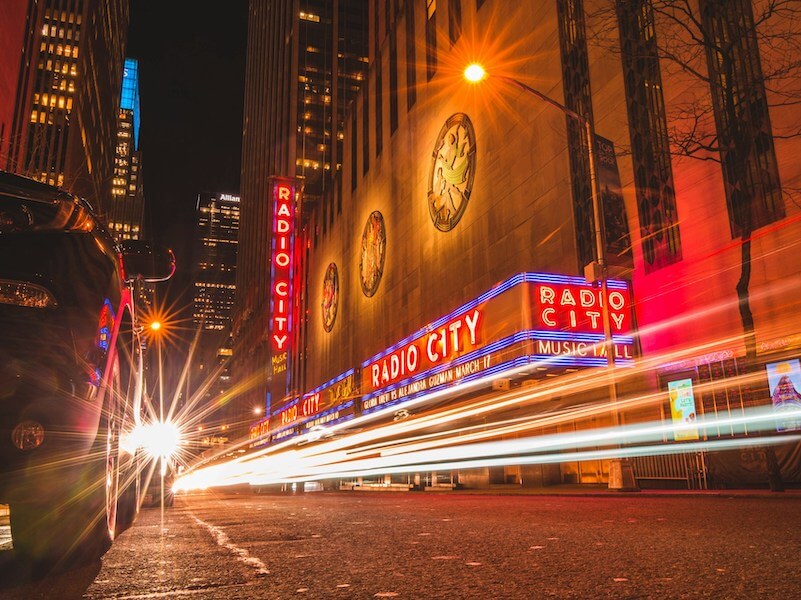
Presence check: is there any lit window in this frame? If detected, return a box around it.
[299,11,320,22]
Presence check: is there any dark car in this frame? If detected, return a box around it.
[0,172,174,564]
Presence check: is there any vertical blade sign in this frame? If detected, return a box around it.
[271,179,295,374]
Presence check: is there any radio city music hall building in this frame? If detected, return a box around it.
[242,1,801,488]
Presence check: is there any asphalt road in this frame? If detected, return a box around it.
[1,490,801,599]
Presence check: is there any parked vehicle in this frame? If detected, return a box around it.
[0,171,174,564]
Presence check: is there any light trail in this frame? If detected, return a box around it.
[174,406,801,491]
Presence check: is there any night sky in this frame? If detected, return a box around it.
[127,2,248,315]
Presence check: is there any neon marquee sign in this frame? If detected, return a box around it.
[360,272,635,414]
[366,309,482,390]
[270,180,296,358]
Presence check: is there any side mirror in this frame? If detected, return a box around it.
[120,240,176,283]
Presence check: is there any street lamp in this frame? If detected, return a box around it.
[464,65,633,490]
[147,318,168,525]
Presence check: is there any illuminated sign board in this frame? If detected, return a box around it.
[270,179,296,369]
[301,400,357,433]
[273,397,300,428]
[366,309,482,391]
[360,273,635,415]
[249,417,270,447]
[766,359,801,432]
[301,369,357,417]
[667,378,699,441]
[272,369,359,435]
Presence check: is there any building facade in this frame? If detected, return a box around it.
[108,57,144,241]
[241,0,801,488]
[233,0,370,424]
[2,0,128,211]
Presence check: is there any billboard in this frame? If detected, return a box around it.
[766,359,801,432]
[667,378,699,441]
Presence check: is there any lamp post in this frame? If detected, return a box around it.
[464,64,634,489]
[148,319,167,527]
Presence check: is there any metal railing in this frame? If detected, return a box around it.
[631,452,707,489]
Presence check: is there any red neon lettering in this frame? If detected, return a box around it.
[270,181,295,353]
[366,309,481,391]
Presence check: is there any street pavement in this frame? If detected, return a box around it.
[1,489,800,598]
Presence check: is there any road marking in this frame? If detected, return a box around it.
[190,514,270,576]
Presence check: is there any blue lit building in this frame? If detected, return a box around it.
[108,58,145,240]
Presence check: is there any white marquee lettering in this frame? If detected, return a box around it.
[542,307,557,326]
[465,310,480,345]
[427,333,439,362]
[560,288,576,306]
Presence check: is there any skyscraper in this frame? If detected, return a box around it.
[232,1,369,427]
[108,57,144,241]
[195,192,240,333]
[2,0,128,209]
[192,191,240,433]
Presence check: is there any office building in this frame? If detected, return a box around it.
[108,57,144,241]
[2,0,128,210]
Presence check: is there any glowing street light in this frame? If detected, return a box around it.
[463,63,629,489]
[149,320,162,332]
[253,406,263,416]
[464,63,486,83]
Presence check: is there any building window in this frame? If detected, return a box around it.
[701,0,784,238]
[389,28,399,133]
[448,0,461,45]
[617,0,682,272]
[376,57,383,156]
[406,0,417,109]
[425,0,437,81]
[557,0,595,270]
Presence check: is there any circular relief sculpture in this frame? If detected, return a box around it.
[427,113,476,232]
[359,211,387,297]
[321,262,339,333]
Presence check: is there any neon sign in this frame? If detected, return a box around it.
[359,273,635,413]
[270,180,296,356]
[365,309,482,391]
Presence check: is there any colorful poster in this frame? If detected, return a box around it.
[668,378,699,441]
[766,359,801,432]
